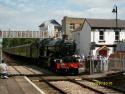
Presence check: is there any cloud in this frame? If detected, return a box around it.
[66,0,125,20]
[86,7,114,18]
[0,5,19,18]
[69,0,125,9]
[54,7,114,19]
[54,10,83,17]
[0,0,125,31]
[0,4,40,30]
[68,0,114,8]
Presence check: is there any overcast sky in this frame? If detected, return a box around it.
[0,0,125,31]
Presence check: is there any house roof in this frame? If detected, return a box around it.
[73,18,125,32]
[39,19,61,27]
[86,19,125,29]
[50,20,61,26]
[97,46,110,51]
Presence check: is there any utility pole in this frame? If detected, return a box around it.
[90,42,95,74]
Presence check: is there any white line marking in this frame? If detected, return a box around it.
[24,76,46,94]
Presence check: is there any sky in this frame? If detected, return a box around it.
[0,0,125,31]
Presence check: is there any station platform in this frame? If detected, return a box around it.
[81,71,122,79]
[8,65,53,76]
[0,76,45,94]
[0,65,52,94]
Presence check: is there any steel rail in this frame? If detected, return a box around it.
[39,77,67,94]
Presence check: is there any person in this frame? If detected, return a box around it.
[96,55,102,72]
[0,60,8,79]
[103,56,108,72]
[80,53,85,63]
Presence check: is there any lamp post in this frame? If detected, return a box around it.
[112,5,118,29]
[112,5,123,71]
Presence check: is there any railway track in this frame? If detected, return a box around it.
[4,53,125,94]
[94,74,125,94]
[70,79,121,94]
[67,76,124,94]
[29,76,67,94]
[8,65,56,77]
[4,54,55,77]
[28,76,124,94]
[29,76,97,94]
[4,53,56,77]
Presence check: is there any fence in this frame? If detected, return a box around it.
[108,52,125,72]
[85,58,109,74]
[84,53,125,74]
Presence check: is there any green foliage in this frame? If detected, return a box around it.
[2,38,39,48]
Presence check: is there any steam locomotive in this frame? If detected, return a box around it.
[3,38,81,74]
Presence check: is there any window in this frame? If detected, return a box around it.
[99,30,104,40]
[115,31,119,41]
[69,23,75,31]
[79,24,82,27]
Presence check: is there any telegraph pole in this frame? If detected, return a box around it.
[90,42,95,74]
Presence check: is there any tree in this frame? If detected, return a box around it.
[2,38,39,48]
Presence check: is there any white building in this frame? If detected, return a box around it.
[73,19,125,58]
[39,19,62,38]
